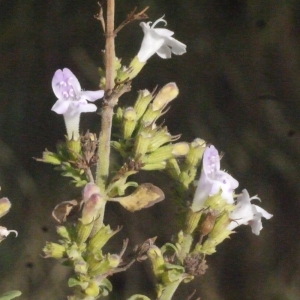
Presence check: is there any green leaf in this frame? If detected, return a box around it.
[0,291,22,300]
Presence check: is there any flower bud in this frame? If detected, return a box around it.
[147,245,165,278]
[147,127,181,153]
[88,225,121,253]
[43,242,66,259]
[143,142,189,164]
[74,258,88,274]
[76,221,94,245]
[184,138,206,170]
[184,209,203,234]
[81,193,104,225]
[166,158,181,179]
[85,281,100,297]
[0,197,11,218]
[134,131,152,158]
[141,162,166,171]
[152,82,179,111]
[134,89,153,120]
[88,254,121,276]
[123,107,138,139]
[56,226,71,241]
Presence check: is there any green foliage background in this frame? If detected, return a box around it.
[0,0,299,299]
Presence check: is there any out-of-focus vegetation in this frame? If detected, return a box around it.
[0,1,299,299]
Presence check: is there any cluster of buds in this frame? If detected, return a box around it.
[37,131,99,187]
[112,83,190,171]
[43,183,129,300]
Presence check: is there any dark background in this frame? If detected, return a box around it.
[0,0,299,299]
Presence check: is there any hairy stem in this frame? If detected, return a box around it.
[96,0,115,191]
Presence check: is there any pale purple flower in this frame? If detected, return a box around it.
[227,189,273,235]
[51,68,104,140]
[137,16,187,63]
[191,145,239,212]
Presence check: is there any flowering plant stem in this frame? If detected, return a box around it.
[95,0,116,230]
[96,0,115,191]
[158,280,182,300]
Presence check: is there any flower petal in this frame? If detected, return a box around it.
[62,68,81,93]
[51,99,71,114]
[52,69,65,99]
[156,44,172,59]
[164,36,187,55]
[81,90,104,102]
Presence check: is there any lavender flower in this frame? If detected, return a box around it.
[137,16,186,63]
[51,68,104,140]
[191,145,239,212]
[228,189,273,235]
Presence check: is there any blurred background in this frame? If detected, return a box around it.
[0,0,299,299]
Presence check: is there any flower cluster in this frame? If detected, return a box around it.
[187,145,273,255]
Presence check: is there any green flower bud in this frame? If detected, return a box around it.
[43,242,66,259]
[184,209,203,234]
[56,226,71,241]
[76,220,94,245]
[123,107,138,139]
[88,254,120,276]
[147,127,181,153]
[141,162,166,171]
[74,258,88,274]
[89,225,120,252]
[134,89,153,120]
[184,138,206,170]
[85,281,100,297]
[152,82,179,111]
[143,142,189,164]
[134,131,152,158]
[166,158,181,179]
[147,246,165,278]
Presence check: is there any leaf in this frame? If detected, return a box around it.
[52,200,82,223]
[110,183,165,212]
[0,291,22,300]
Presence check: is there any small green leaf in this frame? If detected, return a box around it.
[0,290,22,300]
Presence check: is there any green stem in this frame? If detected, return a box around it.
[157,280,182,300]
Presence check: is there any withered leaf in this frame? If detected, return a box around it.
[52,199,82,223]
[110,183,164,212]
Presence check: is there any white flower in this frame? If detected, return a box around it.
[51,68,104,140]
[0,226,18,242]
[228,189,273,235]
[191,145,239,212]
[137,16,186,63]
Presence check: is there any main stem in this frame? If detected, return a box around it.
[96,0,115,192]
